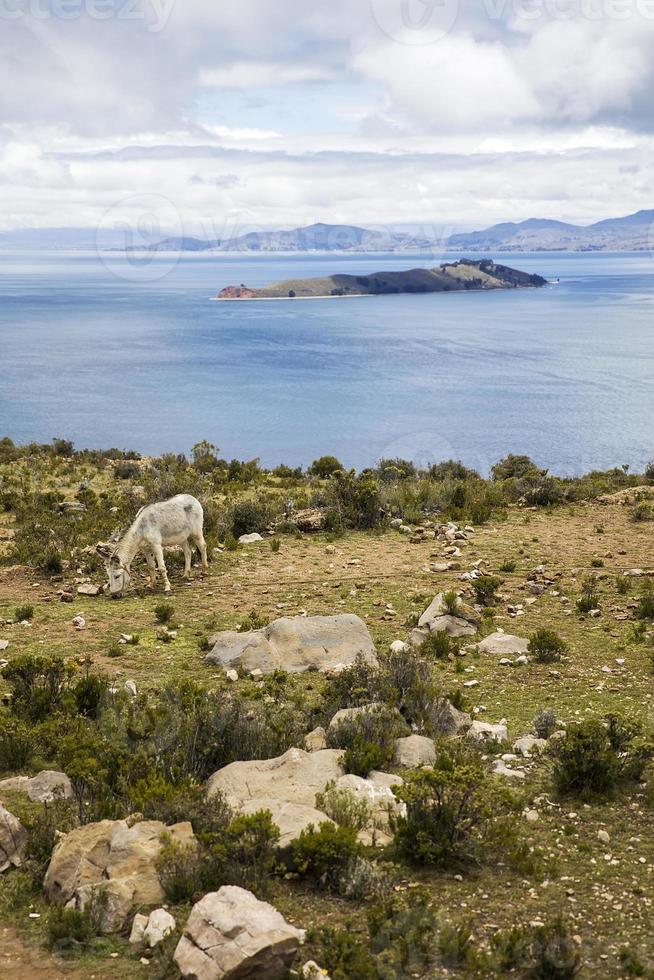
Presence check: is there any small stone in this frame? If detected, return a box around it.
[225,669,238,682]
[525,810,540,822]
[72,615,86,630]
[124,680,137,698]
[250,668,264,680]
[598,829,610,845]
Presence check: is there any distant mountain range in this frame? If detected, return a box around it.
[123,210,654,254]
[125,222,437,253]
[448,210,654,252]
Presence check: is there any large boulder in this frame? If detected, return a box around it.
[44,819,196,933]
[207,748,344,811]
[205,614,378,675]
[394,735,436,769]
[334,772,404,826]
[174,886,304,979]
[476,632,529,656]
[0,770,72,803]
[0,804,27,873]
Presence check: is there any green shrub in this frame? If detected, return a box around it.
[391,747,499,869]
[315,781,373,832]
[14,603,34,622]
[210,810,280,895]
[328,470,382,529]
[309,455,344,478]
[636,582,654,621]
[0,717,34,771]
[46,894,103,950]
[230,499,271,538]
[528,629,567,664]
[631,502,654,522]
[74,673,108,719]
[308,926,378,980]
[154,602,175,625]
[292,822,361,886]
[533,708,558,740]
[577,576,600,613]
[327,705,406,777]
[442,590,460,616]
[155,835,202,903]
[2,653,76,722]
[551,715,653,799]
[499,560,517,573]
[41,548,64,575]
[616,576,630,596]
[25,799,77,880]
[270,538,281,553]
[492,918,581,978]
[472,575,502,607]
[420,631,454,661]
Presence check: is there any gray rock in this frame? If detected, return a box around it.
[476,631,529,656]
[238,533,264,544]
[394,735,436,768]
[334,772,404,825]
[239,800,334,850]
[0,640,8,651]
[513,736,547,756]
[77,584,102,596]
[466,721,508,744]
[143,908,176,948]
[429,699,472,737]
[129,913,149,945]
[328,702,386,731]
[206,614,378,675]
[419,593,480,630]
[0,804,27,873]
[27,770,72,803]
[174,886,304,980]
[494,760,526,780]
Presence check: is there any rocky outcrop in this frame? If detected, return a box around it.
[174,886,304,979]
[409,593,480,646]
[0,804,27,873]
[218,285,258,299]
[205,614,378,675]
[43,819,196,933]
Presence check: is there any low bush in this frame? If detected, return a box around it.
[576,575,600,613]
[46,893,104,951]
[636,581,654,621]
[551,714,653,798]
[315,781,373,832]
[14,603,34,622]
[327,705,406,777]
[292,822,362,886]
[533,708,558,740]
[0,717,34,771]
[155,835,203,903]
[154,602,175,625]
[391,746,504,869]
[230,499,271,538]
[420,631,455,661]
[2,653,76,722]
[492,917,581,978]
[472,575,502,607]
[528,629,567,663]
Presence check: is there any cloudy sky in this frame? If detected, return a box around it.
[3,0,654,236]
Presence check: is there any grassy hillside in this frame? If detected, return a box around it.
[1,440,654,977]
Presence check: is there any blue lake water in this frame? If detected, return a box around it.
[0,249,652,474]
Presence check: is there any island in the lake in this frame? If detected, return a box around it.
[216,258,548,300]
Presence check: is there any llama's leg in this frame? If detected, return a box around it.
[145,550,158,587]
[183,541,192,578]
[153,543,172,593]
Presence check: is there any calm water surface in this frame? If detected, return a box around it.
[0,250,652,474]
